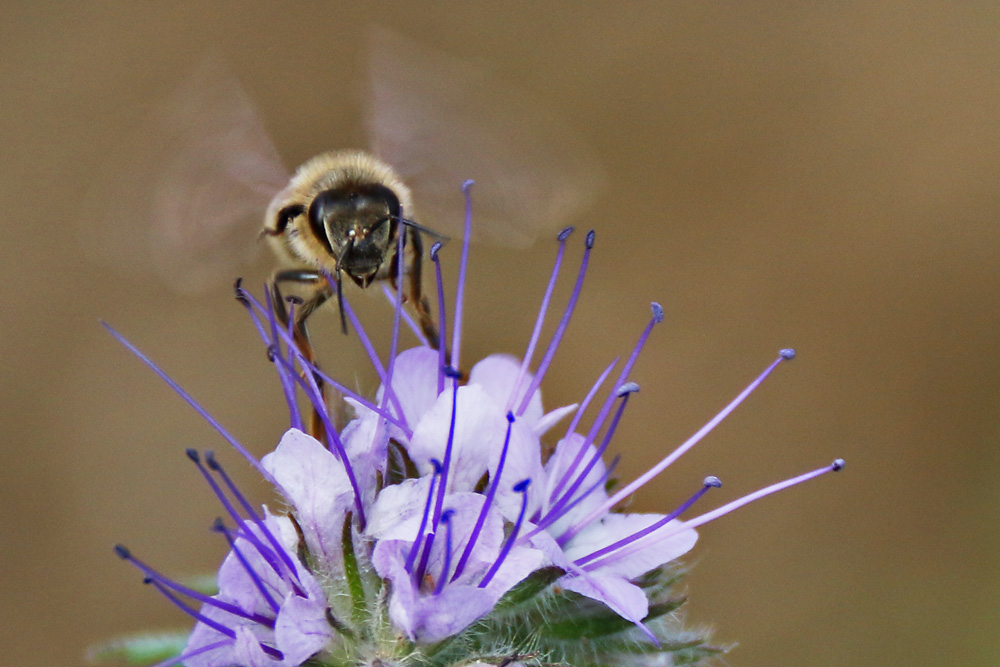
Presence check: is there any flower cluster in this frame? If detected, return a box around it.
[106,188,843,667]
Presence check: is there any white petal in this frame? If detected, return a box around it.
[376,346,441,429]
[468,353,544,425]
[408,385,505,490]
[275,593,334,665]
[533,403,578,437]
[541,433,609,532]
[562,571,649,627]
[575,518,699,580]
[261,429,354,567]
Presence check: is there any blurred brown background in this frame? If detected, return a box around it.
[3,3,999,666]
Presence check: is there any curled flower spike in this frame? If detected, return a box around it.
[106,187,844,667]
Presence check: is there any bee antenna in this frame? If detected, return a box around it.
[398,215,450,244]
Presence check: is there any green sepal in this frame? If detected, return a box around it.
[341,512,367,627]
[493,566,565,611]
[86,630,187,665]
[540,594,648,640]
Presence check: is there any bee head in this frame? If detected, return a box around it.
[308,183,401,283]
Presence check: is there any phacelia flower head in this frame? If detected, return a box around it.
[105,184,844,667]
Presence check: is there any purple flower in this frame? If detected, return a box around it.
[107,185,843,666]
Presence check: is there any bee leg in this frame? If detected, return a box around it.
[271,269,334,441]
[403,227,441,347]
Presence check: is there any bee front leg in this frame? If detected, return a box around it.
[402,228,440,347]
[271,269,334,442]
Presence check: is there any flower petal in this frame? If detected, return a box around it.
[274,592,334,665]
[561,571,649,629]
[261,429,354,569]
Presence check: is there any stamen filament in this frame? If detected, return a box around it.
[547,384,639,542]
[431,370,462,532]
[585,460,843,572]
[451,412,516,581]
[261,288,303,431]
[535,454,620,526]
[434,510,456,595]
[450,181,475,372]
[405,459,442,573]
[546,304,663,503]
[561,350,794,543]
[430,242,448,395]
[325,274,411,436]
[564,357,618,440]
[194,451,298,582]
[575,476,721,568]
[149,639,231,667]
[234,281,301,430]
[479,479,531,589]
[114,545,272,627]
[145,578,237,641]
[186,451,283,578]
[212,519,282,613]
[268,353,368,530]
[381,284,430,348]
[507,227,573,413]
[515,231,594,417]
[101,322,275,484]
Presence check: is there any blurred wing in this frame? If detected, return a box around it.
[366,28,605,248]
[82,56,289,292]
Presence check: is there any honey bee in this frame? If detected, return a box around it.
[262,150,440,348]
[84,29,604,346]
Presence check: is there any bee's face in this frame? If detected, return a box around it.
[264,150,415,287]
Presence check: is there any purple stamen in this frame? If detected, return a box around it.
[278,344,409,435]
[434,509,456,595]
[449,181,475,373]
[451,411,516,582]
[430,242,448,395]
[249,278,409,436]
[145,578,235,640]
[363,225,409,515]
[506,227,573,413]
[680,460,843,533]
[324,274,410,436]
[386,213,406,395]
[431,368,462,532]
[563,357,618,440]
[149,639,231,667]
[211,519,281,613]
[203,451,261,522]
[381,284,430,347]
[144,579,284,661]
[101,322,275,485]
[575,476,722,569]
[260,287,302,431]
[233,279,268,342]
[405,459,443,573]
[586,460,844,573]
[479,479,531,589]
[114,545,273,627]
[515,230,595,417]
[562,349,796,542]
[546,304,663,503]
[187,450,289,581]
[543,383,640,541]
[268,353,368,530]
[534,454,621,526]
